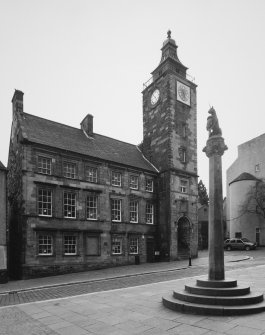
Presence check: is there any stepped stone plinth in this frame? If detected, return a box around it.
[162,277,265,315]
[163,108,265,315]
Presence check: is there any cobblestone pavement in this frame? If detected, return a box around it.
[0,266,206,307]
[1,264,265,334]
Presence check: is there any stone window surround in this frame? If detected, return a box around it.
[145,178,154,192]
[85,165,98,183]
[86,195,98,220]
[111,198,122,222]
[63,161,77,179]
[37,233,54,256]
[146,202,154,224]
[179,147,187,163]
[129,200,139,223]
[129,236,139,254]
[180,179,188,193]
[37,187,53,217]
[111,235,123,255]
[129,175,139,190]
[63,233,78,256]
[111,170,122,187]
[37,155,52,175]
[63,191,77,219]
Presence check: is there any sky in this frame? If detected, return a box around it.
[1,0,265,196]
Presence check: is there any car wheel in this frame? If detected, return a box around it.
[245,246,250,251]
[227,246,231,251]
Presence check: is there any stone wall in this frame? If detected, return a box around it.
[0,164,7,283]
[11,143,158,279]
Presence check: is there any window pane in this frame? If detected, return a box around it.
[38,156,52,175]
[112,172,121,186]
[145,179,153,192]
[146,203,154,224]
[180,180,188,193]
[111,199,121,221]
[85,166,97,183]
[63,162,76,179]
[38,189,52,216]
[130,201,138,223]
[64,192,76,218]
[64,235,77,255]
[129,237,138,254]
[112,237,122,254]
[38,235,53,255]
[87,196,97,220]
[130,176,139,189]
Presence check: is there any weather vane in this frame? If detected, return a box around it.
[167,30,171,39]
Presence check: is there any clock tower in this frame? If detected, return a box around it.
[142,31,198,260]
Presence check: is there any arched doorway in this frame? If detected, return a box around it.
[177,216,190,251]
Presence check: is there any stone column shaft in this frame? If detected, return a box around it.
[208,153,224,280]
[203,135,227,281]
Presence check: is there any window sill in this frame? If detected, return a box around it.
[37,172,52,176]
[37,254,54,257]
[63,254,79,257]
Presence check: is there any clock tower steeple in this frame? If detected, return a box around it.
[142,31,198,261]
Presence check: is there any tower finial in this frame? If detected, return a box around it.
[167,30,171,39]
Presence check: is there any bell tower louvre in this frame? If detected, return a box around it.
[142,31,198,260]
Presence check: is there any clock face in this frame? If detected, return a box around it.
[150,89,160,105]
[177,82,190,106]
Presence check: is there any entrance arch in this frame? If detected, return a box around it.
[177,216,190,251]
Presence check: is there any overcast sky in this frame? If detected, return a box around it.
[1,0,265,195]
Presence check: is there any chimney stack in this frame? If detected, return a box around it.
[11,89,24,115]
[81,114,93,137]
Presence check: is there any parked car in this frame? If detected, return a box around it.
[224,238,256,251]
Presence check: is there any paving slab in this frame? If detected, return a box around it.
[0,264,263,334]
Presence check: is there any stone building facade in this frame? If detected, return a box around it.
[142,31,198,260]
[7,32,198,279]
[0,162,7,283]
[226,133,265,245]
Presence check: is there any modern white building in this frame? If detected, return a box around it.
[226,133,265,245]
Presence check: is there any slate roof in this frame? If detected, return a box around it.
[229,172,259,185]
[19,113,158,173]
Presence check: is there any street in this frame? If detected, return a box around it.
[0,249,265,334]
[0,249,265,308]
